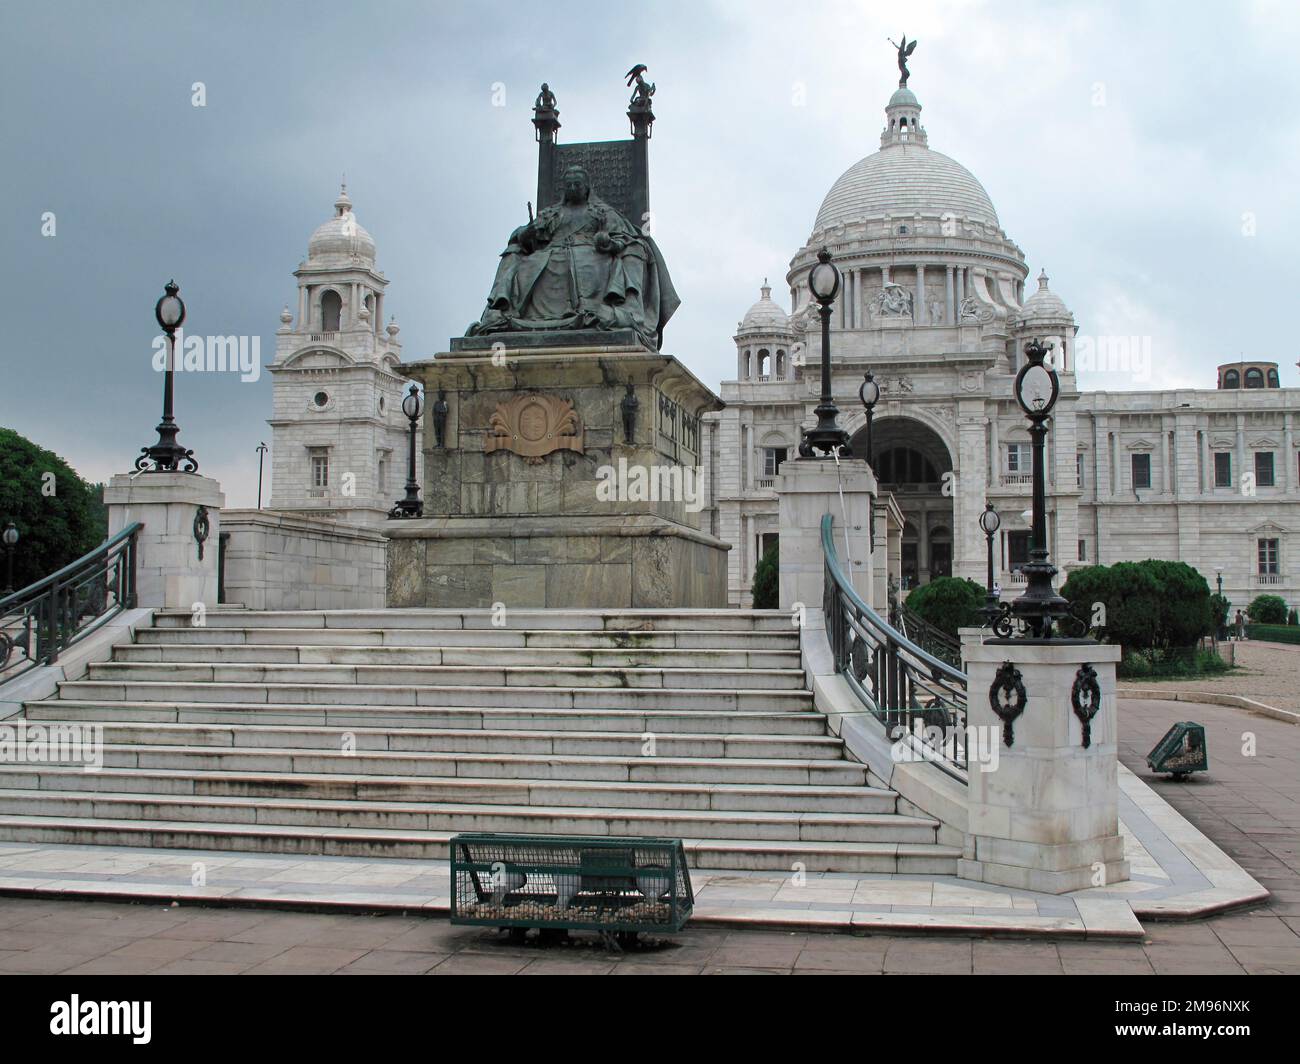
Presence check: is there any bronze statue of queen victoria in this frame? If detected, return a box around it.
[466,164,679,350]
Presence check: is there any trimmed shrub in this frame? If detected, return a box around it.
[1289,608,1299,626]
[751,541,778,609]
[905,576,986,638]
[1061,558,1214,658]
[1247,594,1288,625]
[1246,623,1300,645]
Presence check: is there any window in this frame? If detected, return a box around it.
[1078,539,1087,562]
[1258,538,1280,576]
[1255,451,1276,487]
[1245,367,1265,389]
[1007,531,1031,569]
[1131,452,1152,490]
[1214,452,1232,488]
[378,458,387,493]
[311,454,329,489]
[1223,369,1240,388]
[757,349,771,379]
[1006,443,1031,474]
[1268,368,1280,388]
[1076,452,1085,489]
[320,290,342,332]
[763,447,788,477]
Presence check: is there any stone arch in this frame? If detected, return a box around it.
[320,289,342,332]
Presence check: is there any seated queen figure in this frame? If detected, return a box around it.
[466,165,679,350]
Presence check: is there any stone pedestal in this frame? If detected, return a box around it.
[104,472,224,609]
[959,633,1128,893]
[776,457,876,617]
[389,338,729,609]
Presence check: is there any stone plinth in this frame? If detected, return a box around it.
[388,341,728,609]
[959,633,1128,894]
[104,472,224,609]
[777,457,876,617]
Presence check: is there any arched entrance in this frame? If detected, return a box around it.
[850,416,954,590]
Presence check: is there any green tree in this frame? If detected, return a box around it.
[1209,593,1231,631]
[1289,608,1299,627]
[1247,594,1288,625]
[905,576,985,638]
[751,540,779,609]
[1062,559,1214,657]
[0,427,106,591]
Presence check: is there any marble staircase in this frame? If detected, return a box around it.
[0,609,960,873]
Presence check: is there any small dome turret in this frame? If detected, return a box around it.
[307,182,376,266]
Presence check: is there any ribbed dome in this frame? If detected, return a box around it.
[814,145,999,231]
[307,184,376,265]
[1016,269,1073,322]
[738,282,790,334]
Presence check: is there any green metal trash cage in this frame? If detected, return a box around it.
[1146,721,1208,780]
[450,833,694,935]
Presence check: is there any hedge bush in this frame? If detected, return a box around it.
[904,576,986,638]
[1247,594,1289,625]
[1061,559,1214,657]
[1245,623,1300,645]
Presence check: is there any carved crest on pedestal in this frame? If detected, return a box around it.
[484,393,584,464]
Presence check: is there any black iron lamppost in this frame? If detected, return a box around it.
[390,384,424,519]
[2,523,18,597]
[1009,338,1069,638]
[255,442,268,509]
[136,280,198,473]
[978,502,1001,621]
[798,248,850,457]
[858,371,880,467]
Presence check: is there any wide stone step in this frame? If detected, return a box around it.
[150,608,795,633]
[0,814,959,870]
[84,661,808,691]
[135,627,801,651]
[113,643,800,670]
[0,765,894,813]
[28,700,827,735]
[0,789,937,843]
[26,743,869,785]
[22,719,845,760]
[56,681,811,712]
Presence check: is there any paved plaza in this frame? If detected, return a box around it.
[0,690,1295,974]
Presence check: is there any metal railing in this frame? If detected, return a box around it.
[821,513,969,778]
[0,523,141,682]
[894,600,963,668]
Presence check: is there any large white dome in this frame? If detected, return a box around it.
[815,144,999,231]
[307,184,376,266]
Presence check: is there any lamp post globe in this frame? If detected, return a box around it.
[798,248,850,458]
[154,281,186,334]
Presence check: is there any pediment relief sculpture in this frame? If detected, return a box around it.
[484,393,584,465]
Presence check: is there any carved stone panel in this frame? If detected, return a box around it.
[484,394,584,465]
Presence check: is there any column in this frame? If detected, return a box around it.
[960,634,1127,893]
[104,472,225,609]
[776,457,877,613]
[1236,415,1247,492]
[989,417,1001,488]
[945,265,956,325]
[914,264,926,324]
[1284,412,1294,491]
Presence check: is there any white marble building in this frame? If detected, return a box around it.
[266,185,419,526]
[705,80,1299,613]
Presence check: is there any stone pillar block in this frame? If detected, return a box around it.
[776,457,876,618]
[104,473,224,610]
[959,635,1128,894]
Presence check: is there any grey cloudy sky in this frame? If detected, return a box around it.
[2,0,1297,506]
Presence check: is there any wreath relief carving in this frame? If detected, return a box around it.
[484,393,584,465]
